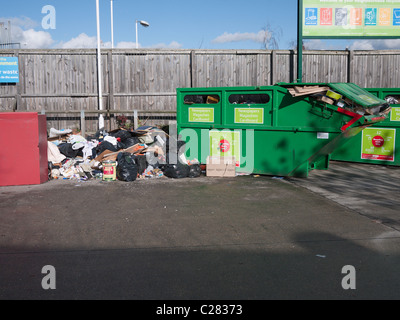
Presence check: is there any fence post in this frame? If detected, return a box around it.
[80,110,86,137]
[15,49,22,111]
[348,50,354,84]
[107,51,115,111]
[190,50,196,88]
[271,50,277,85]
[134,110,138,129]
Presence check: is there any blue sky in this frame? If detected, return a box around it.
[1,0,400,50]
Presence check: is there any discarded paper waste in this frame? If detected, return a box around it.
[47,125,205,182]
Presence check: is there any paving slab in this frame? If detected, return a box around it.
[289,161,400,231]
[0,169,400,300]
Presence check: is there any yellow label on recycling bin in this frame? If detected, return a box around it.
[234,108,264,124]
[189,108,214,123]
[390,108,400,122]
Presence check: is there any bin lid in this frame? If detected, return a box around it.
[328,83,386,108]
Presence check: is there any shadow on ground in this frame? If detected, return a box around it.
[1,171,400,299]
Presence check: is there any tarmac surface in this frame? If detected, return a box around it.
[1,160,400,301]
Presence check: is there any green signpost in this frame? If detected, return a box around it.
[297,0,400,81]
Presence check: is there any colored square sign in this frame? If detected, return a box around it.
[394,9,400,26]
[350,8,363,26]
[361,128,396,162]
[379,8,391,26]
[0,57,19,83]
[320,8,332,25]
[209,130,241,167]
[305,8,318,25]
[365,8,377,26]
[335,8,348,26]
[302,1,400,37]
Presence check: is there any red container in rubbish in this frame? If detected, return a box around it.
[0,112,48,186]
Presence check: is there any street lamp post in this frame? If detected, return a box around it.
[96,0,104,130]
[135,20,150,49]
[110,0,114,49]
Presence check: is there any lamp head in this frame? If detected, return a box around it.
[139,20,150,27]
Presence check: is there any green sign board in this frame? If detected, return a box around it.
[390,107,400,121]
[209,130,241,167]
[361,128,396,161]
[302,0,400,38]
[189,108,214,123]
[234,108,264,124]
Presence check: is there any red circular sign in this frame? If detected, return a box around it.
[218,139,230,152]
[372,136,385,148]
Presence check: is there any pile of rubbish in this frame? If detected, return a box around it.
[47,126,202,182]
[285,84,392,117]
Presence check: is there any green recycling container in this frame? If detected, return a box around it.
[331,88,400,166]
[176,83,391,177]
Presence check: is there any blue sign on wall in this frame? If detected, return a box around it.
[0,57,19,83]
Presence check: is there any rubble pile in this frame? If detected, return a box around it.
[286,84,392,117]
[47,126,201,182]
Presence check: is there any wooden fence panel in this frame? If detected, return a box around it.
[302,51,349,83]
[0,49,399,132]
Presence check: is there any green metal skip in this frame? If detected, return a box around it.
[176,83,390,177]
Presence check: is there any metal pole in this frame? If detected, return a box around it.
[135,20,139,49]
[110,0,114,49]
[297,0,303,83]
[96,0,104,129]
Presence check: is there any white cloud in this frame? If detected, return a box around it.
[116,41,137,49]
[11,27,53,49]
[59,33,97,49]
[1,17,52,48]
[21,29,54,48]
[58,33,182,49]
[3,16,38,29]
[114,40,183,49]
[349,41,375,50]
[304,39,331,50]
[212,30,266,44]
[350,39,400,50]
[58,33,113,49]
[149,41,183,49]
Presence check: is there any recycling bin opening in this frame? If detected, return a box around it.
[176,83,391,178]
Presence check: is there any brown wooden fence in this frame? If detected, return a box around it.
[0,49,399,133]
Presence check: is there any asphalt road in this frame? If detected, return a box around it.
[1,161,400,302]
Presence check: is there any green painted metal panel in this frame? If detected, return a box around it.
[331,87,400,166]
[177,83,390,177]
[222,89,273,128]
[328,83,386,108]
[176,90,222,128]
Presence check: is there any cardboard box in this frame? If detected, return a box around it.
[206,156,236,177]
